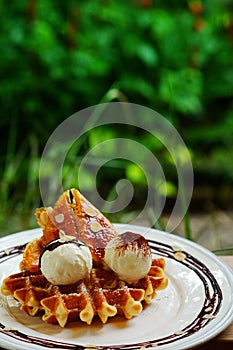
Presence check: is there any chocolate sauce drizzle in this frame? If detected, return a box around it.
[0,239,223,350]
[0,243,27,263]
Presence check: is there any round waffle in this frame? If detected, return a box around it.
[1,258,168,327]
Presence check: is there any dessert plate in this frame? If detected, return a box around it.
[0,224,232,350]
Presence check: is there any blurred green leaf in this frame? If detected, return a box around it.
[157,180,177,198]
[126,163,146,186]
[159,68,203,115]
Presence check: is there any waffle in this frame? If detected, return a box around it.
[1,258,168,327]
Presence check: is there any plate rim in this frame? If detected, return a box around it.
[0,224,233,350]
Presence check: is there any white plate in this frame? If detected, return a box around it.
[0,224,232,350]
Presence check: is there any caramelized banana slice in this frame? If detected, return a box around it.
[20,239,43,272]
[49,188,118,264]
[21,189,118,271]
[35,207,60,246]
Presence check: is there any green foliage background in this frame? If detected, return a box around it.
[0,0,233,235]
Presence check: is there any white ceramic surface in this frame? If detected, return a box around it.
[0,224,232,350]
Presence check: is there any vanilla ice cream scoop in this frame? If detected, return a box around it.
[104,232,152,283]
[39,238,92,285]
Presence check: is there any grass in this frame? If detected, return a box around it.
[0,90,232,255]
[0,116,41,236]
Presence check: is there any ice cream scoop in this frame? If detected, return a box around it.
[104,231,152,283]
[39,236,92,285]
